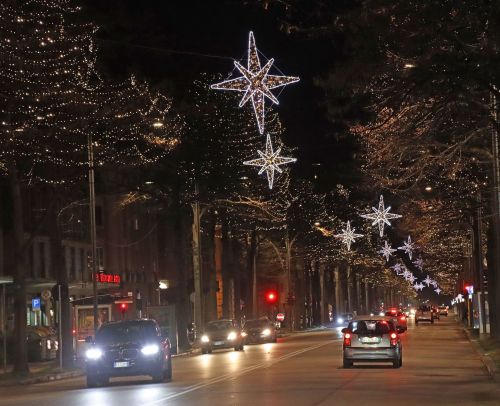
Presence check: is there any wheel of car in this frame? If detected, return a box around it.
[392,358,401,368]
[240,344,245,351]
[273,335,278,343]
[399,355,403,367]
[343,358,352,368]
[151,367,165,383]
[234,346,239,351]
[86,375,99,388]
[431,318,434,324]
[164,358,173,382]
[207,348,212,354]
[201,348,207,354]
[415,320,418,325]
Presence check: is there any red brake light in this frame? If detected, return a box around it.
[343,333,351,347]
[390,332,397,339]
[400,316,406,321]
[390,332,398,346]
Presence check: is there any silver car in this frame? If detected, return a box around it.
[342,316,404,368]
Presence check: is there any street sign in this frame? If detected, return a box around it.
[276,313,285,322]
[32,297,41,311]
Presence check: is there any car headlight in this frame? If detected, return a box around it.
[201,335,210,343]
[141,344,160,355]
[85,348,103,360]
[227,331,237,340]
[241,331,247,337]
[337,317,344,324]
[261,328,271,337]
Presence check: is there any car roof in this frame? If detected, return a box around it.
[352,315,392,321]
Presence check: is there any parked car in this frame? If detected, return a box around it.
[415,305,434,324]
[438,306,449,316]
[243,317,277,344]
[342,316,404,368]
[200,319,245,353]
[384,309,408,332]
[85,319,172,387]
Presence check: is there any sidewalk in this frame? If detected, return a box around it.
[464,327,500,382]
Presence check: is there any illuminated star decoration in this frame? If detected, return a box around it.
[430,280,438,288]
[423,275,433,286]
[413,282,424,291]
[402,269,412,281]
[391,263,404,275]
[398,235,417,260]
[408,274,417,284]
[360,195,402,237]
[413,256,424,270]
[243,134,296,189]
[379,241,397,262]
[435,288,442,295]
[211,31,300,134]
[334,221,364,251]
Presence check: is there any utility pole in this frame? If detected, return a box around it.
[191,183,203,333]
[491,90,500,336]
[88,134,98,333]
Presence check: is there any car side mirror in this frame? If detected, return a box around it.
[341,328,348,334]
[84,336,94,343]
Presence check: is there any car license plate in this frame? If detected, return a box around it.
[114,361,129,368]
[214,341,224,346]
[361,337,380,344]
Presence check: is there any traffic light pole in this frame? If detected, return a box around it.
[88,134,99,333]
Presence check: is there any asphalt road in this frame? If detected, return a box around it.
[2,316,500,406]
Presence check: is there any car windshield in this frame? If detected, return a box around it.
[206,321,233,331]
[244,320,269,328]
[96,321,157,345]
[419,305,431,311]
[349,320,393,335]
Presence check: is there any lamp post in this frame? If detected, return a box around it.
[88,134,98,333]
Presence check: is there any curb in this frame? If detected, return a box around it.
[463,327,499,382]
[0,369,84,387]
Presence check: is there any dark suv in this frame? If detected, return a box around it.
[85,319,172,387]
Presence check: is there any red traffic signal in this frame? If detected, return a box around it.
[119,303,128,313]
[265,290,278,305]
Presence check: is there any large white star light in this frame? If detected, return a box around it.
[413,282,424,291]
[391,263,404,275]
[211,31,300,134]
[360,195,402,237]
[379,241,397,262]
[423,275,433,286]
[243,134,296,189]
[334,221,364,251]
[413,256,424,270]
[398,235,417,260]
[435,288,442,295]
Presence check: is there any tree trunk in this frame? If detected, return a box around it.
[334,266,341,316]
[9,164,29,376]
[204,219,217,323]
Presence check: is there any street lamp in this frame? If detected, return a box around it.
[425,186,432,192]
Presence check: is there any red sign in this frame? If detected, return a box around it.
[95,273,121,284]
[276,313,285,322]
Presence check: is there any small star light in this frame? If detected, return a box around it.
[408,274,417,284]
[334,221,364,251]
[243,134,296,189]
[423,275,433,286]
[398,235,417,260]
[430,280,438,288]
[360,195,402,237]
[435,287,442,295]
[413,282,424,291]
[391,263,404,275]
[211,31,300,134]
[413,256,424,270]
[379,241,397,262]
[402,269,412,280]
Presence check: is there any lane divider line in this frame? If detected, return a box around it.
[142,339,339,405]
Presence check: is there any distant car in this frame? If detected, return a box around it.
[431,306,440,320]
[384,309,408,332]
[200,319,245,353]
[243,317,277,344]
[335,313,353,326]
[85,319,172,387]
[438,306,448,316]
[342,316,404,368]
[415,305,434,324]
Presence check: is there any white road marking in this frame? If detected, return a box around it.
[142,339,338,405]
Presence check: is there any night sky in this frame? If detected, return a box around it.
[82,0,357,191]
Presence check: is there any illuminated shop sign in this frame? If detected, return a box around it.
[95,273,121,284]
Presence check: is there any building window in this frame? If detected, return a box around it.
[95,206,103,226]
[96,247,105,271]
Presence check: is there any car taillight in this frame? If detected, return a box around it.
[343,333,351,347]
[390,332,398,346]
[400,316,406,321]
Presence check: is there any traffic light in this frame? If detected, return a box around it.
[265,290,278,305]
[119,303,128,316]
